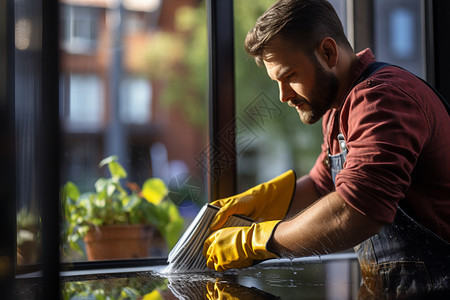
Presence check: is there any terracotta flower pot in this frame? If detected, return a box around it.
[83,224,156,261]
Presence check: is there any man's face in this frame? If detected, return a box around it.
[263,38,339,125]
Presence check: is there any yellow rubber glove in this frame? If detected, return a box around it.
[210,170,296,230]
[206,282,238,300]
[205,280,272,300]
[203,220,280,272]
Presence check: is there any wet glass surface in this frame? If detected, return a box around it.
[17,255,450,299]
[16,256,360,299]
[60,257,360,299]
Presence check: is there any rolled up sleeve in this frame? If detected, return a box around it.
[335,81,428,224]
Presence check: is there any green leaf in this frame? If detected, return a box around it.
[98,155,127,179]
[163,202,184,249]
[164,220,184,250]
[140,202,160,225]
[122,194,141,212]
[68,233,79,243]
[63,181,80,201]
[95,178,109,194]
[108,161,127,179]
[141,178,168,205]
[98,155,118,168]
[69,240,83,255]
[93,197,106,208]
[106,182,116,197]
[77,225,90,236]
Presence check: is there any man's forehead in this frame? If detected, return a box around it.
[261,51,279,63]
[261,37,288,62]
[263,55,292,81]
[262,36,306,62]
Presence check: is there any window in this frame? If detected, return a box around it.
[374,0,425,78]
[328,0,351,41]
[120,76,152,124]
[59,1,208,265]
[61,5,99,54]
[6,0,447,298]
[65,73,104,129]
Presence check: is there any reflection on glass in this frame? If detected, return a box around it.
[15,0,43,267]
[58,258,362,299]
[60,0,208,263]
[62,275,169,299]
[15,18,32,50]
[16,207,40,265]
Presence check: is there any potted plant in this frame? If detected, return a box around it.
[62,155,184,261]
[16,207,40,265]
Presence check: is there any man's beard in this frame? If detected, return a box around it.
[297,61,339,125]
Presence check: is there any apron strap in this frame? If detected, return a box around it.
[357,62,450,115]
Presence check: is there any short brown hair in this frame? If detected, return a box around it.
[244,0,352,64]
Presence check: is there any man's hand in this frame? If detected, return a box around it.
[203,221,280,271]
[210,170,296,230]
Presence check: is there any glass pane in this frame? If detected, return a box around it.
[234,0,322,190]
[328,0,348,35]
[60,257,361,299]
[15,0,43,267]
[374,0,425,78]
[60,0,208,263]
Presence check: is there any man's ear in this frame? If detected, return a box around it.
[318,37,338,69]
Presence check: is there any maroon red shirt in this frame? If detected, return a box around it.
[309,49,450,242]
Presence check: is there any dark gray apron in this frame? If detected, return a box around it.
[329,135,450,299]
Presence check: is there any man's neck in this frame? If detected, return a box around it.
[333,49,359,109]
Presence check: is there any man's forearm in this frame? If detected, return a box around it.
[287,175,321,218]
[268,191,383,257]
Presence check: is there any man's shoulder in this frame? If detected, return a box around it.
[347,65,438,113]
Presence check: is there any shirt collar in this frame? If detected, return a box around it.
[353,48,376,83]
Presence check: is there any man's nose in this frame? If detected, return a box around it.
[279,82,294,103]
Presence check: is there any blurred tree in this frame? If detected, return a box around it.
[144,0,323,179]
[144,4,208,128]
